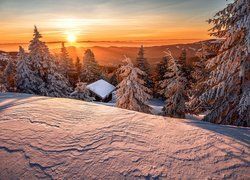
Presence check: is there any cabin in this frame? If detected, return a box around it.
[86,79,116,102]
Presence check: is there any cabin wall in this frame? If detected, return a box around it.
[89,91,113,102]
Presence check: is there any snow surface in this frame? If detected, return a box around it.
[95,98,164,115]
[87,79,116,99]
[146,98,164,115]
[0,93,249,179]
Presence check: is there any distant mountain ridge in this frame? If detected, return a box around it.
[1,40,220,67]
[51,41,204,66]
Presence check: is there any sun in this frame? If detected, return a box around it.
[67,33,76,43]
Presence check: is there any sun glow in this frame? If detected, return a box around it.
[67,33,76,43]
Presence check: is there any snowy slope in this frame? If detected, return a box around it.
[0,93,249,179]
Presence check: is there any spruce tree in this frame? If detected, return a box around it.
[29,26,49,75]
[0,54,9,91]
[100,67,109,82]
[156,56,168,82]
[116,57,151,113]
[46,57,72,97]
[135,45,153,89]
[179,49,187,73]
[200,0,250,126]
[155,56,169,98]
[179,48,192,89]
[75,56,82,81]
[80,49,101,83]
[110,64,124,86]
[70,82,94,101]
[161,50,187,118]
[0,70,5,92]
[3,57,16,92]
[189,40,223,114]
[28,26,71,97]
[59,42,75,84]
[28,26,49,94]
[188,58,209,114]
[16,46,40,94]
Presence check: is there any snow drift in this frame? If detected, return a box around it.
[0,93,249,179]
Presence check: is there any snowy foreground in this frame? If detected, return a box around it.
[0,93,249,179]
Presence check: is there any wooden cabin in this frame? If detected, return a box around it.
[86,79,116,102]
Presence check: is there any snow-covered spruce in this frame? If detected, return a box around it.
[46,61,72,97]
[80,49,101,83]
[99,67,109,82]
[59,42,75,84]
[135,45,153,89]
[161,49,188,118]
[178,48,192,90]
[28,26,49,76]
[156,56,168,83]
[155,55,169,98]
[3,55,16,92]
[195,40,223,60]
[16,46,39,94]
[188,41,222,114]
[200,0,250,126]
[75,56,82,81]
[188,58,209,114]
[110,64,123,86]
[28,26,51,94]
[28,26,72,97]
[116,57,151,113]
[70,81,94,101]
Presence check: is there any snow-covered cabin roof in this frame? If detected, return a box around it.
[86,79,116,99]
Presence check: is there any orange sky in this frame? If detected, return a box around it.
[0,17,211,43]
[0,0,232,51]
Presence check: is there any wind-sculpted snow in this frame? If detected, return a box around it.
[0,93,249,179]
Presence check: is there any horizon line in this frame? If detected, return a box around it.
[0,38,210,45]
